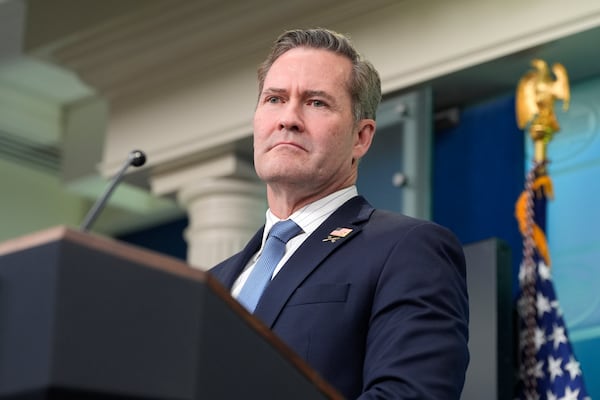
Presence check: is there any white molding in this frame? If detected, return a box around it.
[359,2,600,94]
[150,152,257,197]
[0,57,94,144]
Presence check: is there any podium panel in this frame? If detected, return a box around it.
[461,238,514,400]
[0,227,341,399]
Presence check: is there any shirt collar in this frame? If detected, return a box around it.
[263,185,358,241]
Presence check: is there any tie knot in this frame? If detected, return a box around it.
[268,219,302,244]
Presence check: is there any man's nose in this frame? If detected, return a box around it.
[278,102,304,132]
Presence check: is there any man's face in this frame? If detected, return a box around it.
[253,47,374,197]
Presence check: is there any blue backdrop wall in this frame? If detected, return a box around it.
[432,94,524,296]
[119,217,188,261]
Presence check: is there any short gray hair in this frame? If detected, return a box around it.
[257,28,382,122]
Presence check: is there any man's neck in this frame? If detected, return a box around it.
[266,184,356,219]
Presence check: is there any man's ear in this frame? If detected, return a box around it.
[352,119,376,161]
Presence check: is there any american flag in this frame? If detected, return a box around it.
[515,171,590,400]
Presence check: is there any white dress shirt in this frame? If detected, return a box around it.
[231,186,358,298]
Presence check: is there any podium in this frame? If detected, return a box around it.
[0,227,342,399]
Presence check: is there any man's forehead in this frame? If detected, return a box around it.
[270,48,349,72]
[263,48,352,91]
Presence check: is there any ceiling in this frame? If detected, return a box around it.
[18,0,600,112]
[428,25,600,112]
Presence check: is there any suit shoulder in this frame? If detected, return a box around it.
[367,209,462,244]
[369,209,440,230]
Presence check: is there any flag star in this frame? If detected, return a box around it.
[550,324,568,349]
[547,355,564,382]
[534,327,546,351]
[520,360,544,382]
[533,360,544,379]
[547,390,558,400]
[538,261,552,280]
[537,293,552,317]
[560,386,580,400]
[564,356,582,380]
[551,300,563,316]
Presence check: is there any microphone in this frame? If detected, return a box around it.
[80,150,147,232]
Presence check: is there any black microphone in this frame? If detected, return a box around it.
[80,150,147,232]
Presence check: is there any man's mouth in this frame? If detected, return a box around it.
[272,141,307,151]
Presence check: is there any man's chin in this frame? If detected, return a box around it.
[258,170,313,187]
[257,158,307,176]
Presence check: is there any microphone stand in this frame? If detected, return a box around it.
[80,150,146,232]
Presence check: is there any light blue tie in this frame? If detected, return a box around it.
[237,219,302,312]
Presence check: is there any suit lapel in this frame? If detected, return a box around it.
[253,196,374,327]
[213,228,264,289]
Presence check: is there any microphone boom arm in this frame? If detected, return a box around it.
[80,150,146,232]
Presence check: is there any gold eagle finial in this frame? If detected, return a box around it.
[516,59,570,164]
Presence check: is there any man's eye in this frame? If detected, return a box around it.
[309,99,326,107]
[267,96,281,104]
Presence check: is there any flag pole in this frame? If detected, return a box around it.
[515,59,570,399]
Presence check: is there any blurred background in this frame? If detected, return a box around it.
[1,1,600,398]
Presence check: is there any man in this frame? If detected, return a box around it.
[210,28,469,399]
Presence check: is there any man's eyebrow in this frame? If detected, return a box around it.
[261,88,338,104]
[261,88,286,96]
[304,90,337,104]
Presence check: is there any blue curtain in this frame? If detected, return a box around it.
[432,94,524,298]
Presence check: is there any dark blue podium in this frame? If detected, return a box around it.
[0,227,341,399]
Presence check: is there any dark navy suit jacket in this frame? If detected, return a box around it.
[210,196,469,399]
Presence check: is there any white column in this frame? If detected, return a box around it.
[150,151,266,269]
[177,178,265,270]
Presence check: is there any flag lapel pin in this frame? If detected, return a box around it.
[322,227,353,243]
